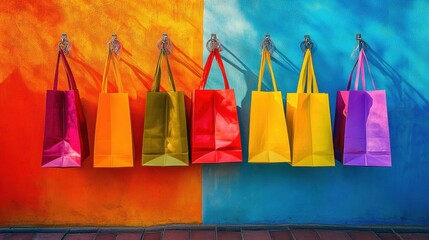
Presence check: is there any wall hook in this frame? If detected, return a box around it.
[157,33,173,55]
[356,33,367,50]
[58,33,72,55]
[350,33,368,59]
[108,34,122,55]
[300,34,314,53]
[260,34,274,55]
[206,34,223,52]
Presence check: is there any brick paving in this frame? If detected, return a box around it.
[0,225,428,240]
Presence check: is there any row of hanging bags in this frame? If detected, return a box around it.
[42,49,90,167]
[286,49,335,166]
[142,47,189,166]
[333,49,391,166]
[248,49,291,163]
[93,48,134,167]
[191,48,242,163]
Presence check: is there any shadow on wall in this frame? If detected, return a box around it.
[366,47,429,108]
[220,45,257,160]
[169,44,204,123]
[121,48,153,92]
[171,44,204,81]
[272,48,301,76]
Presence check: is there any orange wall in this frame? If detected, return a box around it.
[0,1,203,226]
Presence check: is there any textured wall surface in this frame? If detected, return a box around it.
[1,0,429,227]
[0,1,203,226]
[202,0,429,226]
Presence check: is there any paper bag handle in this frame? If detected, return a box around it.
[347,49,376,91]
[152,48,176,92]
[199,48,230,90]
[257,49,278,91]
[354,49,376,91]
[297,49,319,93]
[53,49,77,90]
[101,49,124,93]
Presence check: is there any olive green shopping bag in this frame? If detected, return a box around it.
[142,48,189,166]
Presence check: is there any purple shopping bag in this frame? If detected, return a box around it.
[42,50,89,168]
[333,49,391,166]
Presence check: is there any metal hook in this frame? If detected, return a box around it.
[260,34,274,55]
[300,34,313,53]
[206,34,223,52]
[108,34,122,55]
[58,33,72,55]
[157,33,173,55]
[356,33,367,50]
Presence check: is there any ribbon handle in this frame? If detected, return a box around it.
[352,49,376,91]
[152,48,176,92]
[297,49,318,93]
[257,49,278,91]
[53,49,77,90]
[101,50,124,93]
[199,48,230,90]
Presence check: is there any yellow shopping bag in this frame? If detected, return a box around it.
[248,49,291,163]
[286,49,334,167]
[93,49,134,168]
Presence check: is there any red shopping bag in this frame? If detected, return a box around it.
[191,48,242,163]
[42,50,89,167]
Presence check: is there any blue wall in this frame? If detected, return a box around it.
[202,0,429,226]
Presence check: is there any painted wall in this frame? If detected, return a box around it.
[0,1,203,226]
[202,0,429,226]
[1,0,429,227]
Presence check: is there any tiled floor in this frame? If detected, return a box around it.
[0,225,429,240]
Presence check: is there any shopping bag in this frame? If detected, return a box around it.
[42,49,89,167]
[191,48,242,163]
[142,48,189,166]
[93,49,134,167]
[334,49,391,166]
[248,49,291,163]
[286,49,335,166]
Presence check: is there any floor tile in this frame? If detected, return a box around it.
[400,233,429,240]
[95,233,116,240]
[291,229,320,240]
[242,230,271,240]
[217,231,242,240]
[68,228,98,234]
[0,233,8,240]
[163,230,189,240]
[142,232,162,240]
[216,227,242,232]
[33,233,67,240]
[347,231,380,240]
[317,230,351,240]
[270,230,294,240]
[116,232,143,240]
[4,233,35,240]
[64,233,97,240]
[376,233,401,240]
[190,230,215,240]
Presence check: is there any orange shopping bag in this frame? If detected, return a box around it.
[93,49,134,167]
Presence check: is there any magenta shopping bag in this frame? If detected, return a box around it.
[333,49,391,166]
[41,50,90,168]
